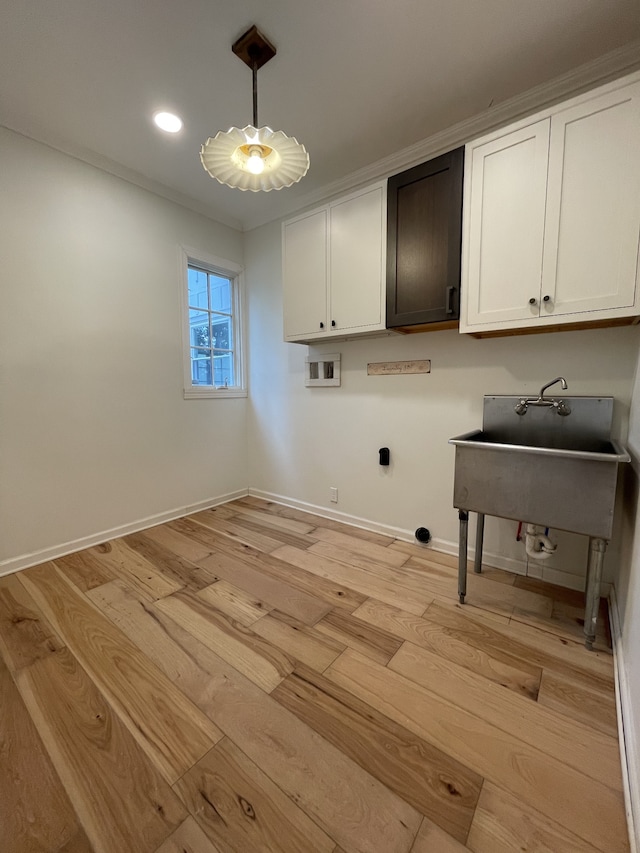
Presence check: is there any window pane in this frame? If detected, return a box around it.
[191,347,212,386]
[213,351,234,387]
[188,267,209,309]
[210,275,231,313]
[189,310,210,348]
[211,315,232,351]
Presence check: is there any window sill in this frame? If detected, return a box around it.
[183,387,247,400]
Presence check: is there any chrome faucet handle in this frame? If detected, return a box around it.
[514,399,528,416]
[556,399,571,416]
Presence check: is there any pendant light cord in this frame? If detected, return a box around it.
[248,42,260,128]
[252,63,258,127]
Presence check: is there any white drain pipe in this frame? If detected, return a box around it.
[525,523,556,560]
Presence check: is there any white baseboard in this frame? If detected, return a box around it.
[0,488,249,577]
[609,585,639,853]
[248,488,415,541]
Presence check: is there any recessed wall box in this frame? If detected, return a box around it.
[305,353,341,386]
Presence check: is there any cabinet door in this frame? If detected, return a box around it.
[541,82,640,318]
[386,148,464,327]
[282,209,328,339]
[330,185,385,332]
[463,119,550,327]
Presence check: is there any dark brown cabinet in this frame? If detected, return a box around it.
[386,147,464,330]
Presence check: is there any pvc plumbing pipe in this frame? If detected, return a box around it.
[525,523,557,561]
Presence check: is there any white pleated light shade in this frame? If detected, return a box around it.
[200,125,309,191]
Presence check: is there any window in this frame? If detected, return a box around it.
[181,248,246,398]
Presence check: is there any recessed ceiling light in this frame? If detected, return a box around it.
[153,111,183,133]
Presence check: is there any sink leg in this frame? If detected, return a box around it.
[584,537,606,650]
[458,510,469,604]
[474,513,485,573]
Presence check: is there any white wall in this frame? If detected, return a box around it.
[614,342,640,837]
[245,218,639,588]
[0,128,247,570]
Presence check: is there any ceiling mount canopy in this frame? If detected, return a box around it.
[200,25,310,192]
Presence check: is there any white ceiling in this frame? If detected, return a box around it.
[2,1,640,231]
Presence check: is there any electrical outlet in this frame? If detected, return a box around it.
[330,487,338,503]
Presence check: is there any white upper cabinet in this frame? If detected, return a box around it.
[461,74,640,335]
[282,182,386,343]
[464,120,550,327]
[282,208,328,340]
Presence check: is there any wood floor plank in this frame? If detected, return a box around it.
[431,596,511,626]
[310,527,410,567]
[537,670,618,738]
[59,539,182,602]
[314,609,403,665]
[174,736,335,853]
[0,571,65,671]
[0,657,94,853]
[513,574,587,606]
[188,511,286,552]
[197,579,272,626]
[388,640,623,790]
[352,598,541,700]
[227,504,317,535]
[271,545,429,615]
[410,817,468,852]
[143,523,214,564]
[154,816,223,853]
[466,780,603,853]
[511,596,610,647]
[54,548,116,591]
[207,509,320,550]
[251,610,346,672]
[95,538,184,600]
[16,648,186,853]
[326,649,628,853]
[21,565,221,784]
[271,664,482,843]
[309,539,543,623]
[388,539,462,563]
[122,530,219,591]
[232,497,395,545]
[398,547,517,587]
[154,589,295,692]
[197,547,332,625]
[87,585,422,853]
[425,600,615,693]
[409,559,555,620]
[501,613,614,678]
[197,536,367,613]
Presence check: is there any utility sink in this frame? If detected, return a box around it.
[448,392,630,649]
[449,395,629,539]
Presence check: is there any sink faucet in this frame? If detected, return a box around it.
[514,376,571,416]
[539,376,567,398]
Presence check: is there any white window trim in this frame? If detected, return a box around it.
[180,245,247,399]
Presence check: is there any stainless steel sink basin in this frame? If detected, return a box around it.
[449,396,629,539]
[448,394,630,649]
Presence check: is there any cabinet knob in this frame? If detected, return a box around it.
[319,322,324,329]
[529,297,537,306]
[543,295,551,302]
[331,320,336,327]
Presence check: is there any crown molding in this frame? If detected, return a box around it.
[243,39,640,231]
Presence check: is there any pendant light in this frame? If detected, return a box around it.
[200,25,310,192]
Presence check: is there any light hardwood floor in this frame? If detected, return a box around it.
[0,497,628,853]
